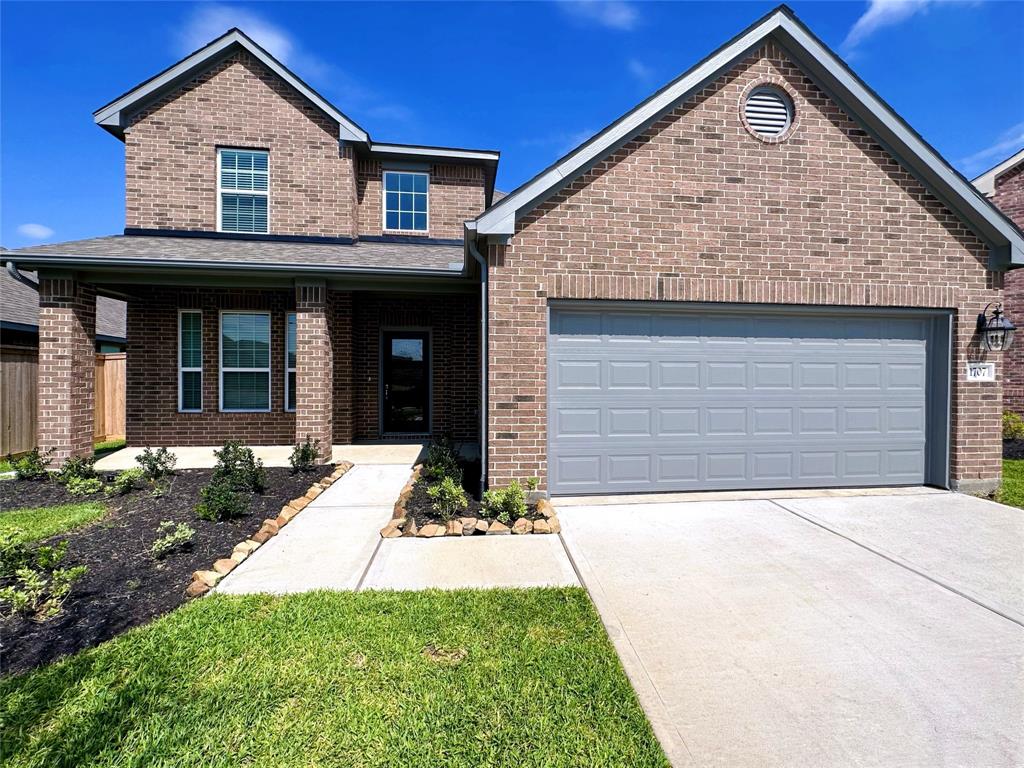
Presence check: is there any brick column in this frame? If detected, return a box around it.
[38,275,96,462]
[295,280,333,459]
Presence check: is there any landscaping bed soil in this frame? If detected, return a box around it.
[0,466,330,677]
[1003,439,1024,460]
[404,474,541,531]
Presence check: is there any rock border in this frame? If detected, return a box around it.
[185,460,354,598]
[379,469,561,540]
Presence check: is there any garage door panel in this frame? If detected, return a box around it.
[549,306,938,494]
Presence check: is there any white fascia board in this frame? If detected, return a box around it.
[370,143,499,162]
[93,30,367,143]
[972,148,1024,196]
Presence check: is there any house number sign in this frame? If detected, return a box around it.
[966,362,996,382]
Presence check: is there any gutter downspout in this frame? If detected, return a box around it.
[467,238,488,497]
[6,261,39,291]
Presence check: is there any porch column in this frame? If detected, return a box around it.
[294,280,333,460]
[37,274,96,462]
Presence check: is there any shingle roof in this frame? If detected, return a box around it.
[8,235,465,273]
[1,269,126,340]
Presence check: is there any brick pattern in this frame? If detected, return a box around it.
[294,282,333,458]
[37,277,96,462]
[356,159,486,241]
[331,292,355,443]
[992,164,1024,411]
[125,51,358,239]
[487,44,1002,492]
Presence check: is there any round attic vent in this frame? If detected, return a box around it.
[743,87,793,138]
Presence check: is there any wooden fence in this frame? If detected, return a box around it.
[0,348,126,456]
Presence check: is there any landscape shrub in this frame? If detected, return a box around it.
[66,476,104,497]
[525,477,539,492]
[424,438,462,483]
[289,436,321,474]
[1003,411,1024,440]
[426,475,469,521]
[0,532,87,621]
[136,447,177,480]
[10,448,53,481]
[196,475,250,521]
[213,441,266,493]
[55,455,97,486]
[150,521,196,559]
[106,468,144,497]
[481,480,527,525]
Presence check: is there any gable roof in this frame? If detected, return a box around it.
[973,148,1024,197]
[473,5,1024,268]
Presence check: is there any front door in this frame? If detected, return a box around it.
[383,331,430,434]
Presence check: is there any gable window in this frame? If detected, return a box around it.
[285,312,297,412]
[383,171,428,232]
[218,149,269,233]
[178,310,202,412]
[220,312,271,412]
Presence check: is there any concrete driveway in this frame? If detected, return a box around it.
[558,491,1024,767]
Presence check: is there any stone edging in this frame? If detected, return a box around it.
[379,468,561,539]
[185,461,355,598]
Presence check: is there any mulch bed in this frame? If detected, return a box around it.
[0,465,330,677]
[1003,439,1024,459]
[403,473,541,530]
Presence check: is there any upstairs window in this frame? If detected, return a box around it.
[219,149,269,233]
[383,171,428,232]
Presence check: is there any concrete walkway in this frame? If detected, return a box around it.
[95,443,427,471]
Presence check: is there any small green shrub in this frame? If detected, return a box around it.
[1003,411,1024,440]
[0,532,87,621]
[106,468,144,497]
[65,476,104,497]
[10,448,53,481]
[55,455,96,485]
[525,477,539,492]
[150,521,196,559]
[150,480,169,499]
[136,447,177,480]
[424,438,462,483]
[213,441,266,493]
[426,475,469,521]
[289,436,321,474]
[481,480,527,525]
[196,475,250,521]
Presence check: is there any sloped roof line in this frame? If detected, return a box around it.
[473,4,1024,267]
[972,148,1024,197]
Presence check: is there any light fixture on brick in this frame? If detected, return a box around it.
[978,303,1016,351]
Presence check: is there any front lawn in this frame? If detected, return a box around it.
[996,459,1024,508]
[0,502,106,544]
[0,588,668,768]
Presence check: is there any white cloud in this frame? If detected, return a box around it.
[842,0,932,52]
[559,0,639,31]
[521,127,597,156]
[627,58,654,82]
[17,223,54,240]
[960,121,1024,176]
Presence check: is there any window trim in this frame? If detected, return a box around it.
[381,170,429,234]
[217,148,270,234]
[285,311,296,413]
[178,310,203,413]
[218,310,273,413]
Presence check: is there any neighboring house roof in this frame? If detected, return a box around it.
[472,4,1024,268]
[6,235,465,276]
[973,148,1024,197]
[0,269,126,341]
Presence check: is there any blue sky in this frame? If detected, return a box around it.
[2,0,1022,248]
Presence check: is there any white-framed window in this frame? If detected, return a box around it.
[383,171,428,232]
[178,310,202,413]
[285,312,296,412]
[219,311,271,412]
[218,148,269,233]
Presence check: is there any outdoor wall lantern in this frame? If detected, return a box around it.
[978,303,1016,352]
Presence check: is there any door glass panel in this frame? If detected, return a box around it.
[384,332,429,433]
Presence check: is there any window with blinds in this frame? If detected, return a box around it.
[220,312,271,411]
[179,310,202,412]
[219,149,269,233]
[744,87,793,137]
[285,312,297,412]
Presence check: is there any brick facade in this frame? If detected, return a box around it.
[37,277,96,461]
[487,43,1003,493]
[991,163,1024,411]
[294,281,333,458]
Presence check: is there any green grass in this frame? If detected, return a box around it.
[93,438,126,457]
[0,589,667,768]
[0,503,107,544]
[0,458,12,474]
[996,459,1024,508]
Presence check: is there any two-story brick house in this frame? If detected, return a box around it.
[9,6,1024,496]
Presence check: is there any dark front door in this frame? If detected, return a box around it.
[383,331,430,434]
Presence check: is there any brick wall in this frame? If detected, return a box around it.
[294,282,333,458]
[356,159,486,240]
[125,51,358,239]
[992,163,1024,411]
[487,43,1002,492]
